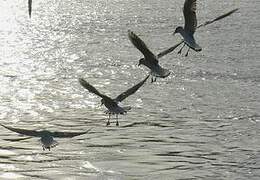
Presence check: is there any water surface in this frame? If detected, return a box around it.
[0,0,259,179]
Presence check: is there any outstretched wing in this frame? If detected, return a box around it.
[115,75,150,102]
[184,0,197,34]
[128,30,158,64]
[79,78,111,99]
[51,128,93,138]
[157,41,184,58]
[1,124,42,137]
[197,8,239,28]
[28,0,32,18]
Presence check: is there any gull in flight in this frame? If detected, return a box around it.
[158,0,238,57]
[1,124,92,151]
[128,30,170,83]
[79,75,149,126]
[173,0,202,56]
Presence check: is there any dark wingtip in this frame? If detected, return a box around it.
[0,123,7,128]
[78,78,84,82]
[28,0,32,18]
[75,127,93,137]
[197,47,202,52]
[127,29,132,36]
[128,30,135,40]
[233,8,239,12]
[78,78,89,90]
[78,78,86,85]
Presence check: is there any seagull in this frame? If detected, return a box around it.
[1,124,92,151]
[170,0,239,57]
[128,30,170,83]
[28,0,32,18]
[173,0,202,56]
[79,75,149,126]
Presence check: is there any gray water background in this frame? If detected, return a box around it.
[0,0,259,179]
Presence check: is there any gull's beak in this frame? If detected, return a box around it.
[173,32,176,36]
[138,62,141,66]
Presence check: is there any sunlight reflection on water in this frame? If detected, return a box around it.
[0,0,259,179]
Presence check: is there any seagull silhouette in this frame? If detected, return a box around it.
[79,75,149,126]
[128,30,170,83]
[173,0,202,56]
[28,0,32,18]
[1,124,92,151]
[159,0,238,57]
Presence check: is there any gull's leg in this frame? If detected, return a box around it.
[185,48,190,57]
[116,114,119,126]
[151,77,156,83]
[106,114,111,126]
[178,44,185,54]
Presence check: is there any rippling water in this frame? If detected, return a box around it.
[0,0,259,179]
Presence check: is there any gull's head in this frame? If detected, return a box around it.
[173,26,183,35]
[138,58,145,66]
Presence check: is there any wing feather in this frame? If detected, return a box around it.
[197,8,239,28]
[115,75,149,102]
[157,41,184,58]
[79,78,110,99]
[128,30,158,64]
[52,128,93,138]
[1,124,42,137]
[28,0,32,18]
[184,0,197,34]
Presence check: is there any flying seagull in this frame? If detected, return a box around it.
[1,124,92,151]
[161,0,239,57]
[79,75,149,126]
[128,30,170,83]
[28,0,32,18]
[173,0,202,57]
